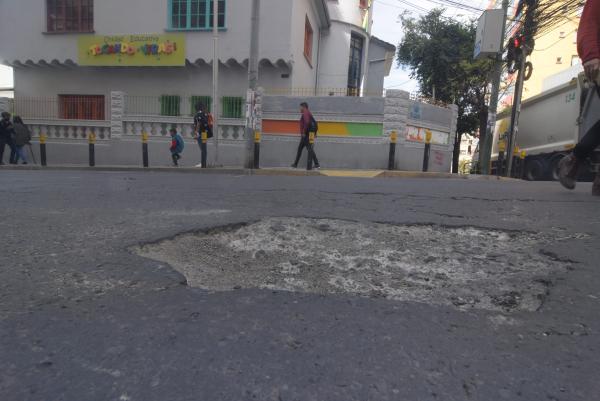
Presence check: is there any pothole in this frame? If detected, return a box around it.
[133,218,578,312]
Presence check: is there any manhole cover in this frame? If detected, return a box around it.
[134,218,576,312]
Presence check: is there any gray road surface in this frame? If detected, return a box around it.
[0,170,598,401]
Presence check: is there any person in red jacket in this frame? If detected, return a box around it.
[559,0,600,195]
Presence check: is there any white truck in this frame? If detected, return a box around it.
[490,75,600,180]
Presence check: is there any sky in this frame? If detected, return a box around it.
[0,0,493,94]
[371,0,492,93]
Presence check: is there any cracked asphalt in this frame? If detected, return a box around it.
[1,170,599,401]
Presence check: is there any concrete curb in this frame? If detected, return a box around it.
[0,165,518,181]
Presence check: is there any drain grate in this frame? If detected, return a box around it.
[134,218,576,312]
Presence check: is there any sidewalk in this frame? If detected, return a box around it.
[0,164,514,181]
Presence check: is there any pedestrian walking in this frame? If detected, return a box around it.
[169,127,185,167]
[0,111,17,165]
[193,102,213,168]
[291,102,320,170]
[12,116,31,165]
[558,0,600,195]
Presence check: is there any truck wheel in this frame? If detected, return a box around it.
[549,154,566,181]
[524,158,546,181]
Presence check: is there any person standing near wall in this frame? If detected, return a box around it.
[12,116,31,165]
[193,102,213,168]
[558,0,600,196]
[0,112,17,165]
[291,102,320,170]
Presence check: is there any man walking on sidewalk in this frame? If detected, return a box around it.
[558,0,600,195]
[291,102,320,170]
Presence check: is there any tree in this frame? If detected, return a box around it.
[396,9,494,173]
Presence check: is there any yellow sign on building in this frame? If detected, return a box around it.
[78,34,186,67]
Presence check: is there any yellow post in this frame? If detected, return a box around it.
[254,131,261,143]
[88,132,96,144]
[425,130,432,144]
[390,131,398,144]
[520,150,526,160]
[142,132,149,144]
[39,133,47,145]
[201,131,208,144]
[498,140,506,153]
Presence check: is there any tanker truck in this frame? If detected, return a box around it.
[490,74,600,181]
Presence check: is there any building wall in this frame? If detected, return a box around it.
[290,0,321,90]
[364,40,387,96]
[0,0,294,66]
[523,18,580,100]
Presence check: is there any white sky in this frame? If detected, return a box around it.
[371,0,491,93]
[0,0,492,93]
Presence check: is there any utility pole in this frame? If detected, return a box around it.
[212,0,220,165]
[479,0,509,175]
[245,0,260,168]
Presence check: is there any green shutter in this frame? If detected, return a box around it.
[221,96,243,118]
[160,95,181,116]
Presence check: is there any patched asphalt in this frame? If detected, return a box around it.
[0,170,599,401]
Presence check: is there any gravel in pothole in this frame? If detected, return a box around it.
[133,218,578,312]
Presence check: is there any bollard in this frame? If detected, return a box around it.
[497,140,506,177]
[388,131,397,171]
[200,131,208,168]
[510,146,520,178]
[307,132,315,171]
[40,133,47,166]
[88,132,96,167]
[422,130,432,172]
[253,131,261,169]
[142,132,149,168]
[519,150,527,179]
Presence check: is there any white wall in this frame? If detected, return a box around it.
[327,0,365,28]
[290,0,321,90]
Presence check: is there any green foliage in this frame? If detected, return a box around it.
[397,9,494,137]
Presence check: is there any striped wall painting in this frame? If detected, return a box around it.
[263,120,383,137]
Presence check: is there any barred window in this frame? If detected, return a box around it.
[47,0,94,33]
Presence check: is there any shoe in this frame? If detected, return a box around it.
[195,163,204,168]
[22,162,28,165]
[315,165,321,170]
[558,154,580,190]
[291,164,297,169]
[593,173,600,197]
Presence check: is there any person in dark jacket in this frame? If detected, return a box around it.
[0,111,17,165]
[12,116,31,165]
[193,102,213,168]
[291,102,320,169]
[558,0,600,195]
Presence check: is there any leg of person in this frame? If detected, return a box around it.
[171,152,178,166]
[9,140,17,164]
[559,120,600,189]
[0,138,6,165]
[292,136,307,168]
[17,146,27,164]
[308,143,320,168]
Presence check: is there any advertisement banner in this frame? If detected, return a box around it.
[78,34,186,67]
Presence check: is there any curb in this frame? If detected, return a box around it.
[0,165,518,181]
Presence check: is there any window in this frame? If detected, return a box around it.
[556,56,563,64]
[190,96,212,115]
[559,31,566,39]
[47,0,94,33]
[169,0,225,30]
[59,95,104,120]
[221,97,244,118]
[160,95,181,116]
[304,16,314,65]
[347,33,364,97]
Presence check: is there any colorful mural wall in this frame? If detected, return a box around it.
[263,120,383,137]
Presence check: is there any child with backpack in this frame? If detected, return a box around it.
[169,127,185,166]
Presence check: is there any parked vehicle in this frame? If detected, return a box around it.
[489,74,600,181]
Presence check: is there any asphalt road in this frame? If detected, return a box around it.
[0,170,598,401]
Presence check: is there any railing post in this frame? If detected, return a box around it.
[388,131,397,170]
[40,133,47,166]
[201,131,208,168]
[253,131,261,169]
[422,129,432,172]
[88,132,96,167]
[142,132,149,168]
